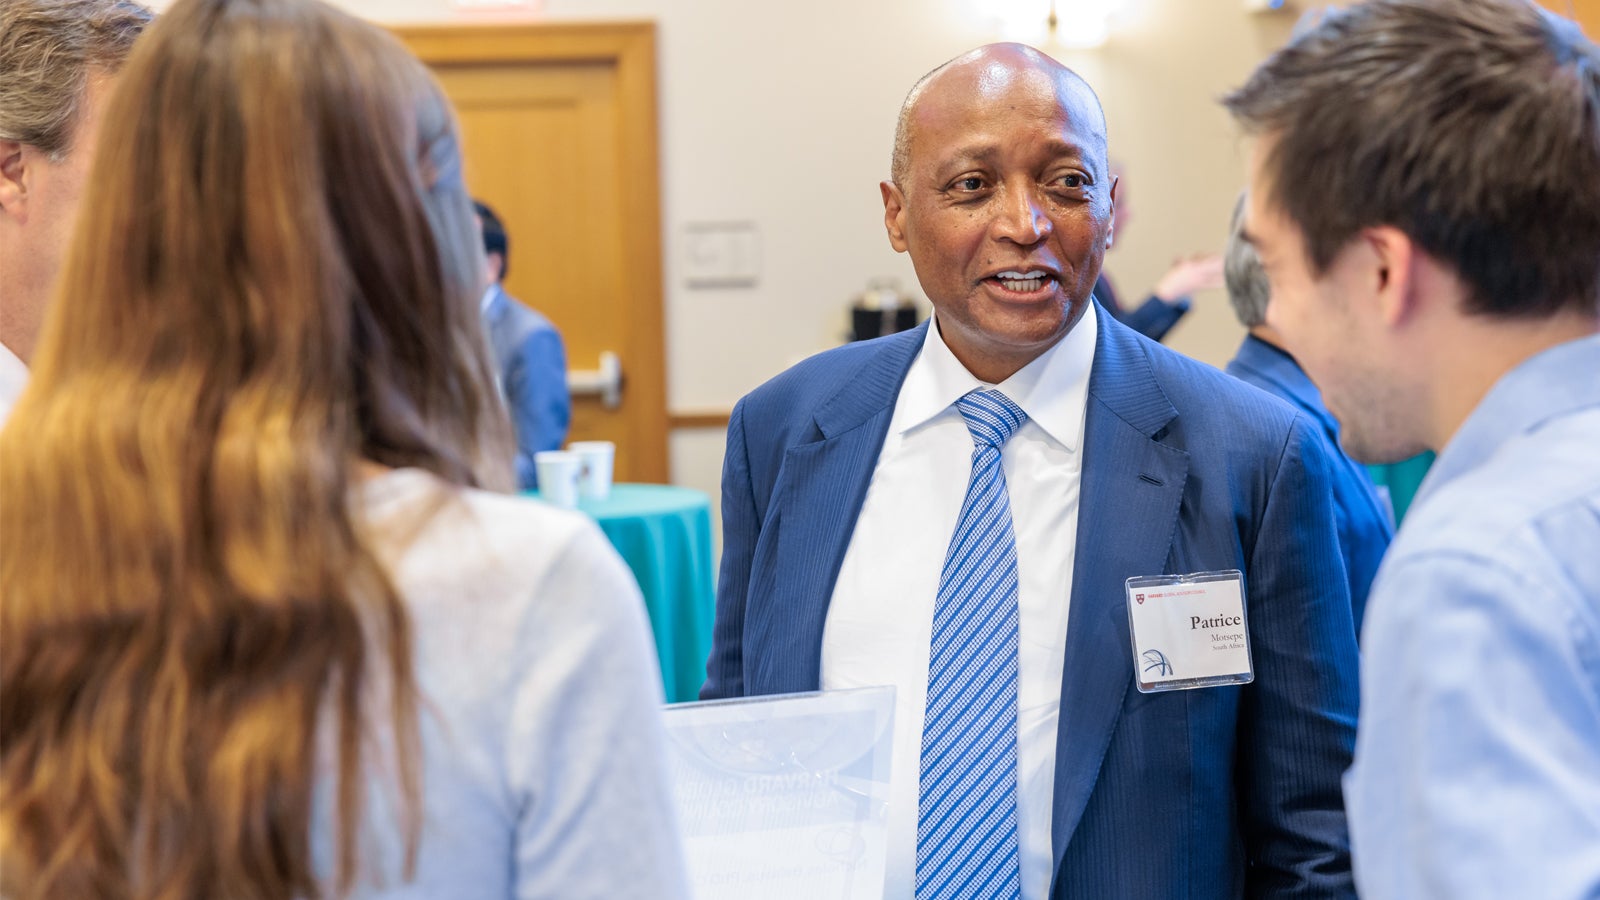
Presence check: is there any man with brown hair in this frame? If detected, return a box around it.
[0,0,152,422]
[1226,1,1600,896]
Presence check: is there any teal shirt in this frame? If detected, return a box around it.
[1366,451,1434,525]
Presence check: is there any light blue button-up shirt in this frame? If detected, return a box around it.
[1345,334,1600,899]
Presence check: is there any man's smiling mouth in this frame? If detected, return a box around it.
[988,270,1057,294]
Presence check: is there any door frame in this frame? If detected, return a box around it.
[393,22,670,483]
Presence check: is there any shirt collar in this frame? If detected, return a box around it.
[893,303,1098,452]
[481,283,499,315]
[1414,332,1600,508]
[1235,334,1312,401]
[0,341,28,425]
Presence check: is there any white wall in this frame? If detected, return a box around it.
[145,0,1301,520]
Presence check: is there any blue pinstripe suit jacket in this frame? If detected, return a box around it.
[703,306,1359,898]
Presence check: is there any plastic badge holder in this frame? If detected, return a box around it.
[1126,570,1255,693]
[662,686,896,900]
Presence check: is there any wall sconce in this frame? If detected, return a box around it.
[984,0,1126,49]
[450,0,540,10]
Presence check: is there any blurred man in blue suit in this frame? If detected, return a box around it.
[475,200,569,489]
[1221,195,1392,637]
[704,44,1359,900]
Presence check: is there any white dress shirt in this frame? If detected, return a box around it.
[821,305,1097,900]
[0,341,29,427]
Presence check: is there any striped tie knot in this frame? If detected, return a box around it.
[957,389,1027,448]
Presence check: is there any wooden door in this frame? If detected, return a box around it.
[394,23,669,483]
[1538,0,1599,34]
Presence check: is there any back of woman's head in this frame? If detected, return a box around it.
[0,0,512,896]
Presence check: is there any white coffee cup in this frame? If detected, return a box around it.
[568,440,616,501]
[534,450,583,509]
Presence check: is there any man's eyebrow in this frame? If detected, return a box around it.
[941,143,1003,166]
[1239,227,1260,247]
[937,139,1093,169]
[1038,137,1093,160]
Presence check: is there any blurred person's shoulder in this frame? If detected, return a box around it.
[358,467,620,616]
[1390,407,1600,583]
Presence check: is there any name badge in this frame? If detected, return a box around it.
[1125,571,1253,693]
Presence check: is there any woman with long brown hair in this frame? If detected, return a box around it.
[0,0,689,896]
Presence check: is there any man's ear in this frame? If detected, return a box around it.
[1361,225,1420,327]
[0,140,28,220]
[1105,173,1119,249]
[880,180,909,253]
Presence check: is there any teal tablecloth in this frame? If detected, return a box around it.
[568,484,716,703]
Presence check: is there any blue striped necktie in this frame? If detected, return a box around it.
[916,388,1027,900]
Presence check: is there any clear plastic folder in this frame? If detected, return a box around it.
[663,686,896,900]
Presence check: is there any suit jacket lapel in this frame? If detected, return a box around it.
[482,283,508,326]
[745,326,927,695]
[482,285,513,362]
[1051,311,1190,864]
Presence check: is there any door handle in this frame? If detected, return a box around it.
[568,351,623,410]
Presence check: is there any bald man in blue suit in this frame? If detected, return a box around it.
[702,45,1358,899]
